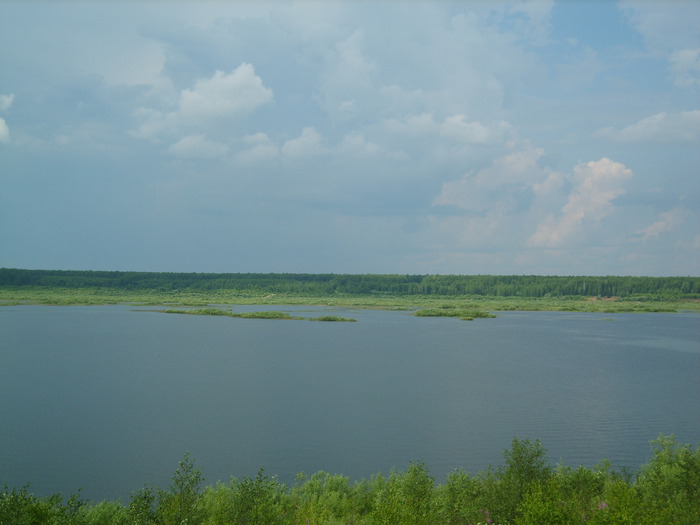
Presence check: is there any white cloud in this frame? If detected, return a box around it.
[378,113,515,163]
[433,143,546,212]
[281,127,327,157]
[167,135,229,160]
[179,65,273,122]
[529,158,633,247]
[235,133,279,164]
[134,63,273,141]
[0,92,12,142]
[423,142,565,259]
[90,39,166,87]
[506,0,554,46]
[439,115,513,145]
[0,93,14,112]
[319,27,377,117]
[637,206,685,242]
[669,48,700,88]
[595,111,700,143]
[0,118,9,143]
[339,133,379,156]
[381,113,439,137]
[619,0,700,52]
[620,0,700,88]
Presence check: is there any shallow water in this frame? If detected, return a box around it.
[1,305,698,501]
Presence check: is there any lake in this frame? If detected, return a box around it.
[1,304,699,501]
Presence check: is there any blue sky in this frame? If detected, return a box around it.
[1,0,698,275]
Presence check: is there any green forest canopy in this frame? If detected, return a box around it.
[1,268,698,298]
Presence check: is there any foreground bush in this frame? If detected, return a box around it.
[2,435,698,525]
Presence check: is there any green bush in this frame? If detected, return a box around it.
[156,453,205,525]
[435,469,483,524]
[0,485,85,525]
[493,437,552,522]
[203,469,287,525]
[634,434,700,524]
[372,462,435,525]
[4,436,699,525]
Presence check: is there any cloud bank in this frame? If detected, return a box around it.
[0,1,698,275]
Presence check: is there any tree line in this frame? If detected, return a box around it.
[1,436,698,524]
[1,268,699,298]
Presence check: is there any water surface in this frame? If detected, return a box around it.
[1,305,698,501]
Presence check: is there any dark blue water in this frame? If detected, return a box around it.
[1,305,698,501]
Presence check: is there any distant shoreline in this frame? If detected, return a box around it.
[2,268,698,313]
[1,286,698,314]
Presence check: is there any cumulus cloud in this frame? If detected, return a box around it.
[620,0,700,88]
[433,143,546,212]
[0,94,12,142]
[0,93,14,112]
[167,135,229,160]
[319,28,376,116]
[133,63,273,141]
[281,127,327,157]
[529,158,633,247]
[669,48,700,88]
[179,66,272,122]
[619,0,699,51]
[595,111,700,143]
[440,115,514,145]
[505,0,554,46]
[381,113,439,137]
[87,38,165,87]
[235,133,279,164]
[637,206,685,242]
[379,113,515,162]
[0,118,9,143]
[338,133,379,156]
[422,143,567,261]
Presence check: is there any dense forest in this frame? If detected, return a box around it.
[2,436,698,525]
[1,268,699,298]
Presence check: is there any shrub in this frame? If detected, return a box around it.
[372,462,435,525]
[493,437,551,522]
[156,453,205,525]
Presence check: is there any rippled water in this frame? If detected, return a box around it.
[1,305,698,501]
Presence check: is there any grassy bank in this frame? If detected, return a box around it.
[1,286,698,314]
[2,435,698,525]
[162,308,356,322]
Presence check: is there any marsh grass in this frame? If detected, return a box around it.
[413,308,497,320]
[236,311,301,320]
[164,308,235,317]
[163,309,356,321]
[310,315,357,322]
[163,308,302,320]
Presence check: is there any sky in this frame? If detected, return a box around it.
[1,1,698,276]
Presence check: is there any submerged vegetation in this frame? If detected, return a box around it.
[2,436,698,525]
